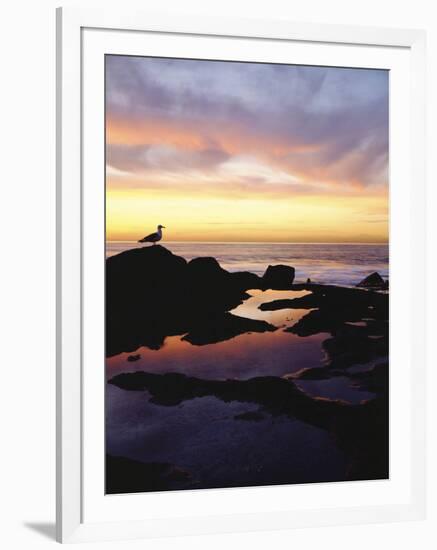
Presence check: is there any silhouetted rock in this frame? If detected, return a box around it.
[259,292,321,311]
[262,264,295,289]
[106,245,278,356]
[351,362,388,396]
[263,284,387,314]
[181,313,276,346]
[230,271,262,292]
[322,325,388,369]
[106,455,191,494]
[109,371,346,420]
[291,366,337,380]
[258,284,389,372]
[109,370,388,481]
[187,256,226,282]
[356,272,386,289]
[283,285,388,336]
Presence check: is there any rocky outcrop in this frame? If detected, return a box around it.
[106,245,276,356]
[356,272,388,290]
[109,371,348,418]
[181,312,276,346]
[258,283,389,370]
[261,264,295,289]
[109,370,388,481]
[351,362,388,396]
[106,455,191,494]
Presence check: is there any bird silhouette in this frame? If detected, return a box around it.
[138,225,166,245]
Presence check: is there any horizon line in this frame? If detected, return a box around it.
[106,240,389,245]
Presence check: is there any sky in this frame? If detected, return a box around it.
[105,55,389,243]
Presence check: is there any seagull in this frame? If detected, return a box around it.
[138,225,166,245]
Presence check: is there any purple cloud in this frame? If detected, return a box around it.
[106,55,388,190]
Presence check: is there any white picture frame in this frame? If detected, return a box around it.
[56,7,426,543]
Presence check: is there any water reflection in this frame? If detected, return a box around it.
[106,283,388,491]
[106,385,349,489]
[107,289,328,381]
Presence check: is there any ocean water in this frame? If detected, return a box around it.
[106,241,388,286]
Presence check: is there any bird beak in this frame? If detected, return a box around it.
[162,226,166,228]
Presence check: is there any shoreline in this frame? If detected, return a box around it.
[105,241,389,285]
[105,244,389,492]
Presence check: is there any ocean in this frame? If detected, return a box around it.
[106,241,388,286]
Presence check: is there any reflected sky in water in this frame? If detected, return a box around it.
[107,289,329,381]
[106,279,379,491]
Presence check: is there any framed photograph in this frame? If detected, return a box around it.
[56,7,426,543]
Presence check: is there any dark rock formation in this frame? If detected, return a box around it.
[230,271,262,292]
[259,291,320,311]
[109,370,388,481]
[351,362,389,397]
[322,324,388,369]
[106,455,191,494]
[288,289,388,369]
[262,284,387,314]
[258,284,389,371]
[284,285,388,335]
[181,312,276,346]
[109,371,348,421]
[356,272,388,289]
[290,366,338,380]
[106,245,278,356]
[262,264,295,289]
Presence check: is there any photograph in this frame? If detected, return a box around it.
[104,54,389,494]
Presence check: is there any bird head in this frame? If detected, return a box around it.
[157,225,166,229]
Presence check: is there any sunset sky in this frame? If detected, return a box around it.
[105,55,389,243]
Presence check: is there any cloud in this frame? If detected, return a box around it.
[107,142,230,174]
[105,55,388,193]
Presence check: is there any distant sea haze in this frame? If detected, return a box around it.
[106,241,388,287]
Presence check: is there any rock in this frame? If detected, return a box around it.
[181,313,276,346]
[350,362,388,396]
[108,370,388,481]
[264,284,390,370]
[290,366,337,380]
[106,455,191,494]
[127,354,141,362]
[262,264,295,289]
[230,271,262,292]
[109,371,345,418]
[282,285,389,337]
[356,272,385,289]
[187,256,227,281]
[322,328,388,369]
[259,293,321,311]
[106,245,275,356]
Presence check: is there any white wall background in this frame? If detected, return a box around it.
[0,0,435,548]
